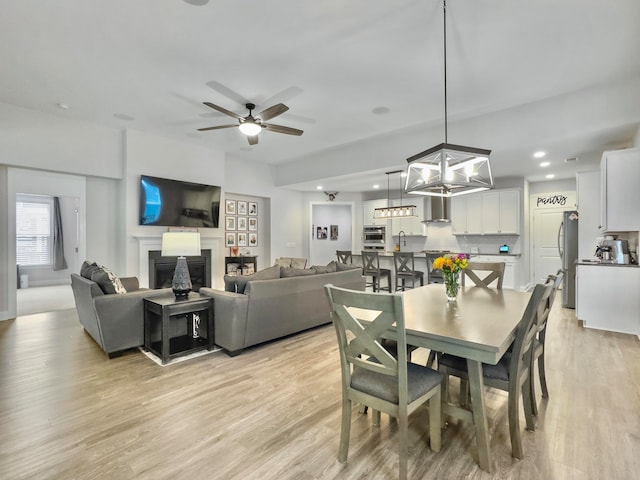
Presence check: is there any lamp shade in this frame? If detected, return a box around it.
[161,232,201,257]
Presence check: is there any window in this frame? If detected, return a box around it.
[16,195,53,266]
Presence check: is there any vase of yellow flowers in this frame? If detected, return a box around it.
[433,253,469,301]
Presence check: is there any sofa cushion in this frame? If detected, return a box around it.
[280,267,316,278]
[233,265,282,294]
[274,257,307,269]
[223,275,237,292]
[311,261,338,274]
[336,261,362,271]
[80,260,100,279]
[91,266,127,294]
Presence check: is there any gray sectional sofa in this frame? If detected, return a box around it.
[71,271,171,357]
[199,264,365,356]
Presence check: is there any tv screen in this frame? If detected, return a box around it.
[139,175,221,228]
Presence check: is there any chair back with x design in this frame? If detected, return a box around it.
[462,261,505,289]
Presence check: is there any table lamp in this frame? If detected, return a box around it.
[161,231,201,299]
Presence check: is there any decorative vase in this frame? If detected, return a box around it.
[443,270,459,302]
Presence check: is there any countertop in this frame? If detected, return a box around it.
[576,260,638,267]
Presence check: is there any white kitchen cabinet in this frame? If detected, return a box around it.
[481,190,520,234]
[451,195,483,234]
[452,189,519,235]
[363,199,388,226]
[576,170,601,260]
[576,264,639,335]
[600,147,640,232]
[470,254,518,289]
[390,197,425,235]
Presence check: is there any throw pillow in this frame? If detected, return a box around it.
[290,258,307,269]
[91,266,127,294]
[223,275,237,292]
[80,260,100,279]
[274,257,292,268]
[234,265,282,294]
[336,262,361,271]
[280,267,316,278]
[310,265,331,274]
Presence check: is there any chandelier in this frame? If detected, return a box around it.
[374,170,417,219]
[405,0,493,197]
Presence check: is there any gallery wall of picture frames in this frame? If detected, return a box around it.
[225,199,259,249]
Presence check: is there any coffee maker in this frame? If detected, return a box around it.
[601,239,630,264]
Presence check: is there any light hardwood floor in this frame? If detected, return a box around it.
[0,299,638,480]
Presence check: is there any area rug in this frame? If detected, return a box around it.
[139,345,224,366]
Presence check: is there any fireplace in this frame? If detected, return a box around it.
[149,250,212,291]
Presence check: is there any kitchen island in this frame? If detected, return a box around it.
[576,262,639,336]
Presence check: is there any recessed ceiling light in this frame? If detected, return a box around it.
[373,184,380,189]
[546,174,555,179]
[372,106,391,115]
[316,185,323,190]
[533,151,546,158]
[540,161,550,167]
[183,0,209,6]
[56,103,70,110]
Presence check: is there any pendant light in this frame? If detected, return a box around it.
[405,0,493,197]
[374,170,417,219]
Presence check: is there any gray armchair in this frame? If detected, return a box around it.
[71,273,171,357]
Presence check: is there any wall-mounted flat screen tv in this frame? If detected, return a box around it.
[139,174,221,228]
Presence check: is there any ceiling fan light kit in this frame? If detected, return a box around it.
[405,0,493,198]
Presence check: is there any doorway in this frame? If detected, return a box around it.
[309,203,354,266]
[532,208,564,284]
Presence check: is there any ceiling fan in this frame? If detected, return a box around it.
[197,102,303,145]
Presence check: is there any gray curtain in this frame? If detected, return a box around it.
[53,196,68,271]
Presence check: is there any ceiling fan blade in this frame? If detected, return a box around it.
[197,124,237,131]
[247,135,259,146]
[203,102,244,120]
[257,103,289,121]
[263,123,304,136]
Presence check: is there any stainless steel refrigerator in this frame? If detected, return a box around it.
[558,210,579,308]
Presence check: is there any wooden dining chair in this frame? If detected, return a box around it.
[530,269,564,416]
[324,284,442,480]
[393,252,424,291]
[336,250,353,264]
[438,281,552,459]
[461,261,506,289]
[361,250,391,292]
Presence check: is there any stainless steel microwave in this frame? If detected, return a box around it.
[363,225,386,244]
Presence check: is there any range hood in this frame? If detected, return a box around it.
[423,196,451,223]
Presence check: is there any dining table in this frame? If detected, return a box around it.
[350,284,532,472]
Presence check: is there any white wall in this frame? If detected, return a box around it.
[225,154,304,264]
[0,102,122,178]
[310,203,353,265]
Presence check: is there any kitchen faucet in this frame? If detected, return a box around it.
[398,230,406,249]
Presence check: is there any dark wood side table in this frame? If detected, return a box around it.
[143,293,214,365]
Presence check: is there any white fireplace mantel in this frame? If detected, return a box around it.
[134,235,220,288]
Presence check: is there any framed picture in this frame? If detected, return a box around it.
[248,217,258,231]
[316,226,328,240]
[225,232,236,247]
[237,232,247,247]
[225,200,236,215]
[237,201,248,215]
[225,216,236,230]
[330,224,338,240]
[237,216,247,231]
[248,232,258,247]
[248,202,258,216]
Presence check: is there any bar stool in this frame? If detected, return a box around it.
[361,251,391,292]
[336,250,353,264]
[393,252,424,291]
